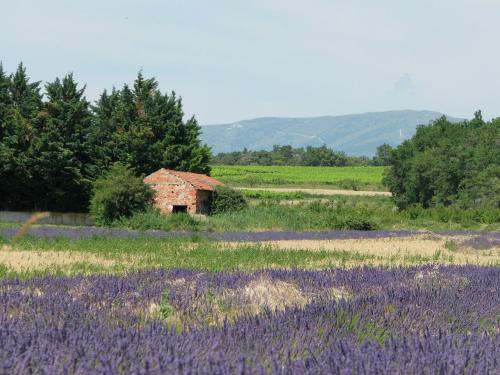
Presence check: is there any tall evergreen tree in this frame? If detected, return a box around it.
[0,64,11,127]
[181,116,211,174]
[29,74,93,211]
[1,64,211,212]
[92,72,211,176]
[0,63,41,210]
[9,63,42,118]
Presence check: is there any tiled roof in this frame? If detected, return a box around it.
[159,169,224,191]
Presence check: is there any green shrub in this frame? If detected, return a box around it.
[338,179,360,191]
[211,186,248,215]
[90,164,154,225]
[334,206,377,230]
[305,201,377,230]
[403,204,425,220]
[342,215,377,230]
[115,209,199,231]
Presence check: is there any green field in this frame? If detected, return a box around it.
[210,165,387,190]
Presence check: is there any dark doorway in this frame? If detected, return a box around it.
[200,199,211,215]
[172,205,188,214]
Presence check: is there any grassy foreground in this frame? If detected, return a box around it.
[210,165,387,190]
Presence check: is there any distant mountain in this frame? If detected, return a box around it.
[201,110,463,156]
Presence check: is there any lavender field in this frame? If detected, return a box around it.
[1,266,498,374]
[1,225,499,245]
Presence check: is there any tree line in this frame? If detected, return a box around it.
[0,63,211,212]
[2,63,497,214]
[211,144,393,167]
[384,112,499,210]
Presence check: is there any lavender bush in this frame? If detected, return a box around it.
[0,266,498,374]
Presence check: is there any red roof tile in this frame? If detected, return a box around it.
[151,169,224,191]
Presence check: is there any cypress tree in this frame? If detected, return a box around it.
[0,63,11,126]
[9,63,42,118]
[93,72,212,176]
[0,63,40,210]
[29,74,93,211]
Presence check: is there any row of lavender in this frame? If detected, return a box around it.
[1,266,499,374]
[2,226,500,248]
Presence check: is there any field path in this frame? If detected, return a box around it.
[236,187,392,196]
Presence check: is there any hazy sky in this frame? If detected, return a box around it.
[2,0,499,124]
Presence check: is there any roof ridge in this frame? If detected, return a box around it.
[153,168,223,191]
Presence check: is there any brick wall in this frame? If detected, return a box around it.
[144,171,198,214]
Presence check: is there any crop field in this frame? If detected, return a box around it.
[210,165,387,190]
[1,265,499,373]
[1,228,500,373]
[0,202,499,374]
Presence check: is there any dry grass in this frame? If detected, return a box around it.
[0,212,120,274]
[212,277,309,323]
[139,277,311,328]
[223,235,500,267]
[0,249,116,272]
[241,277,308,311]
[209,278,354,325]
[234,236,453,254]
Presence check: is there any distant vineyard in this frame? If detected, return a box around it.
[210,165,387,190]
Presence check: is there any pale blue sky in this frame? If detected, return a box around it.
[1,0,499,123]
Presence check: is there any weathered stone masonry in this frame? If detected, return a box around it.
[144,169,223,215]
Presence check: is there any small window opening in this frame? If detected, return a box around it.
[172,205,188,214]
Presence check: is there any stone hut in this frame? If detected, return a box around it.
[144,169,224,215]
